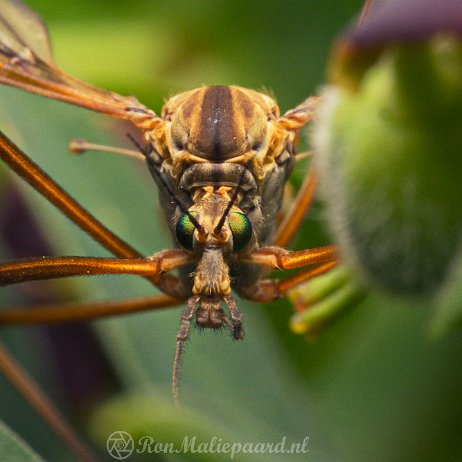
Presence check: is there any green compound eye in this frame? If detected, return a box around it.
[176,212,198,250]
[228,212,252,252]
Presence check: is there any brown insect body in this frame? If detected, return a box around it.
[145,85,297,337]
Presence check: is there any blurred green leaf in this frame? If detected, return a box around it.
[0,420,44,462]
[91,393,289,462]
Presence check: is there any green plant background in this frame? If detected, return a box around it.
[0,1,461,461]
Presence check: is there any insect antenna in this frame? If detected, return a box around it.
[172,295,198,407]
[213,164,248,235]
[172,340,184,408]
[127,134,203,232]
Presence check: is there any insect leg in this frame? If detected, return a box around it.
[0,249,192,285]
[0,131,140,259]
[272,164,318,247]
[274,261,338,295]
[242,246,337,300]
[0,131,184,297]
[0,293,181,325]
[244,244,337,270]
[240,261,338,302]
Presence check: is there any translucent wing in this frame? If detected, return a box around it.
[0,0,53,63]
[0,0,159,129]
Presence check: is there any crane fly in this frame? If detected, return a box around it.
[0,0,342,459]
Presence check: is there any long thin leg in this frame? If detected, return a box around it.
[241,261,338,302]
[0,341,98,462]
[244,244,337,270]
[272,164,318,247]
[0,293,180,325]
[0,131,139,260]
[0,131,185,297]
[276,261,338,295]
[0,249,192,285]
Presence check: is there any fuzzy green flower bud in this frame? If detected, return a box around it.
[315,0,462,295]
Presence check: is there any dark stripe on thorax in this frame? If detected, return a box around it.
[199,86,235,160]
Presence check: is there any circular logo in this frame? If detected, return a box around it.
[107,431,134,460]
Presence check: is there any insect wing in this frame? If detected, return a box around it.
[0,0,53,63]
[0,0,157,125]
